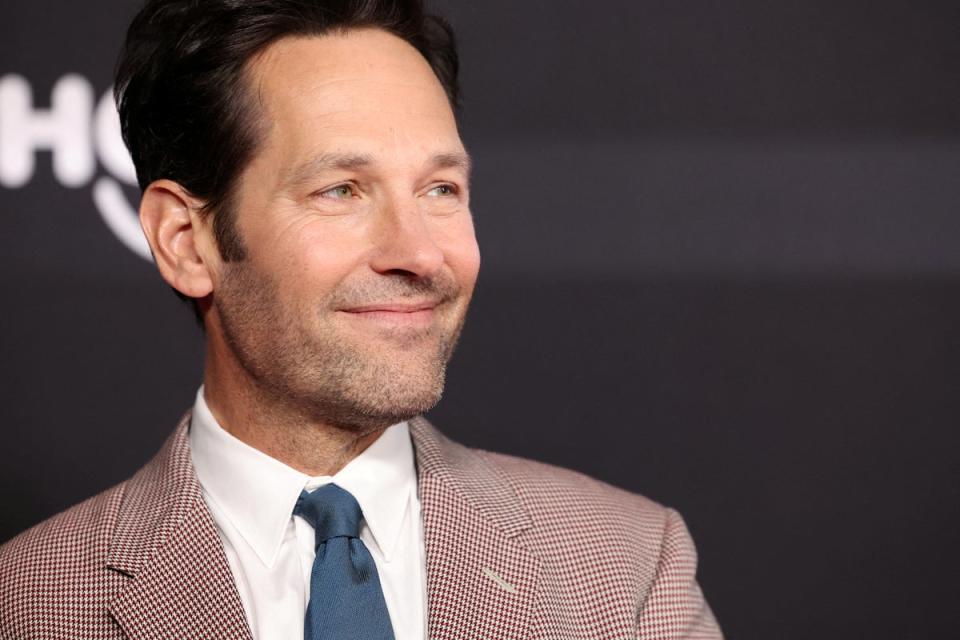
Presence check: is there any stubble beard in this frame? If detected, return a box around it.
[215,257,469,433]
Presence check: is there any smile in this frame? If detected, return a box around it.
[337,302,440,329]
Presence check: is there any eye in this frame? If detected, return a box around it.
[318,184,355,200]
[426,184,457,197]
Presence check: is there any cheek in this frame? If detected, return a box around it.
[438,217,481,288]
[266,224,368,302]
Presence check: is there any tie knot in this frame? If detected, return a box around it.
[293,483,363,544]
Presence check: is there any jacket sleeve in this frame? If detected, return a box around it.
[636,507,723,639]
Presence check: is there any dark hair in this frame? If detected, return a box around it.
[115,0,460,268]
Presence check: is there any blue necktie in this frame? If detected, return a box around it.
[293,483,395,640]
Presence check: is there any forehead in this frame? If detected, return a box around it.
[245,29,461,164]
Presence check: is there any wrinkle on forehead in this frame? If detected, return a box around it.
[238,31,461,189]
[282,149,472,192]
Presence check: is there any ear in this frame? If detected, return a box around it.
[139,179,218,298]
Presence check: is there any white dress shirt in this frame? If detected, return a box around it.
[188,387,427,640]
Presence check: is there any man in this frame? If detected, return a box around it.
[0,0,722,638]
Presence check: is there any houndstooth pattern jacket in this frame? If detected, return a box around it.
[0,413,722,639]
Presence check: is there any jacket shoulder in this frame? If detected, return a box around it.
[0,482,129,634]
[472,447,677,582]
[473,449,672,586]
[472,449,721,637]
[476,447,670,532]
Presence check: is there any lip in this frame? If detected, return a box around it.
[339,300,441,313]
[336,300,442,330]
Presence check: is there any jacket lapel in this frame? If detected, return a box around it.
[409,416,541,640]
[105,414,252,640]
[102,412,539,639]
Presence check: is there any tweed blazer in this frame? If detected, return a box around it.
[0,414,722,639]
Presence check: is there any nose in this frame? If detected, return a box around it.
[368,195,445,278]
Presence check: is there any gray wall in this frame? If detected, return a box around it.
[2,1,958,637]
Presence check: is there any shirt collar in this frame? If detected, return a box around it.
[188,386,416,567]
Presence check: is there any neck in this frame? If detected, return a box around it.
[201,339,385,477]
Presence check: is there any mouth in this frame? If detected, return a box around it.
[339,300,441,313]
[336,300,443,330]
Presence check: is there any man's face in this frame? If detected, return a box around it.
[208,29,480,430]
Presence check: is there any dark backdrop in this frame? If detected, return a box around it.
[2,1,959,637]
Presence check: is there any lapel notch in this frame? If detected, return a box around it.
[105,414,252,640]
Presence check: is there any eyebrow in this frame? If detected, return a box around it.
[284,150,473,190]
[430,151,473,176]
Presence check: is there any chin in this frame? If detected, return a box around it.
[294,356,448,431]
[318,391,443,432]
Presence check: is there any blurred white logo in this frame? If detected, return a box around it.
[0,73,151,261]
